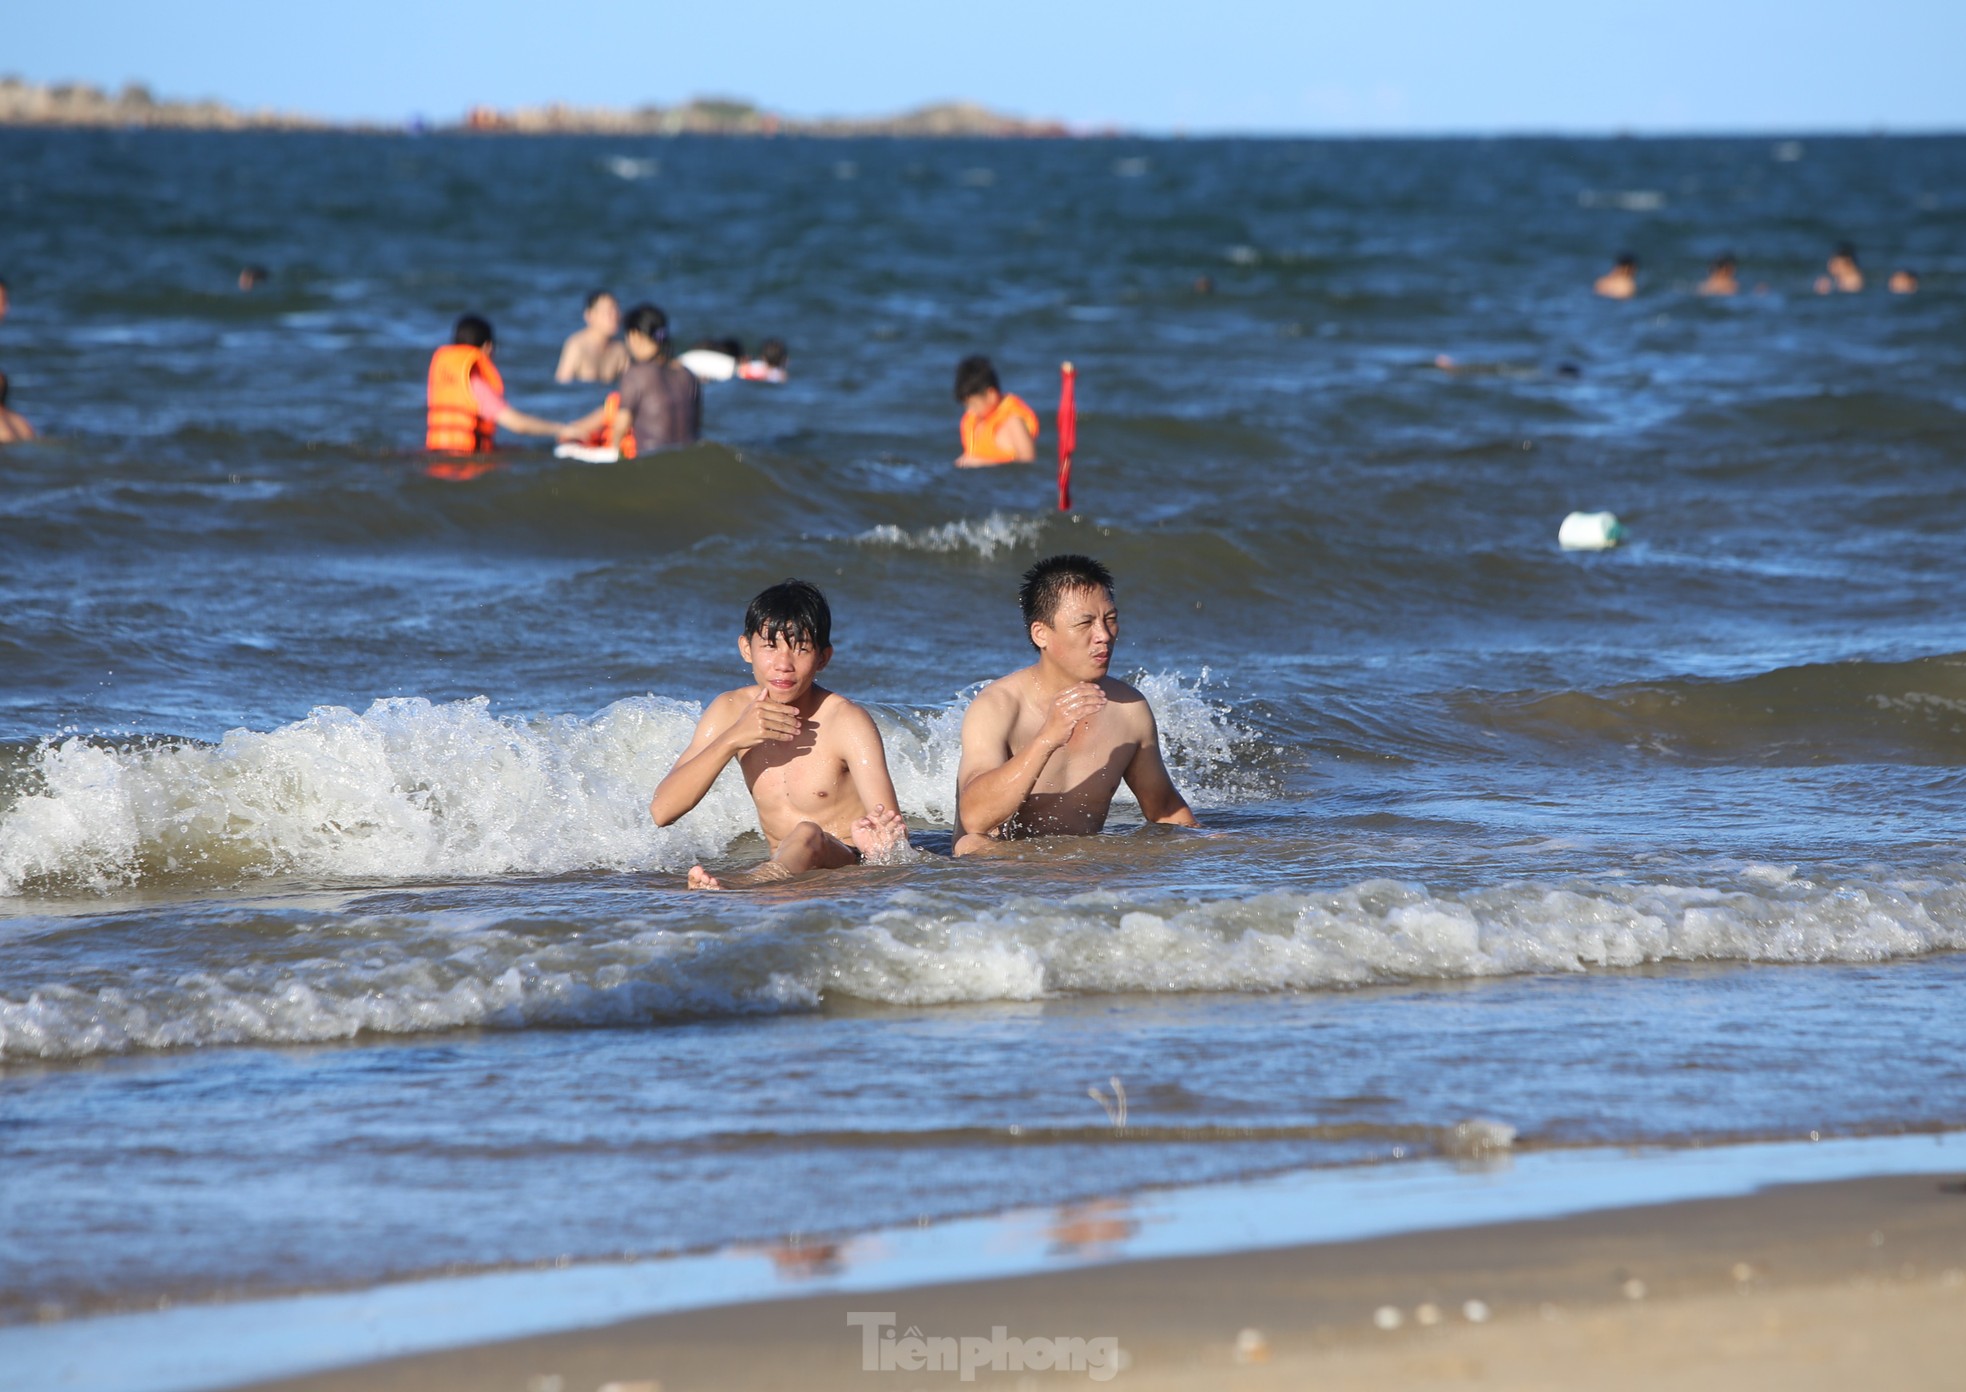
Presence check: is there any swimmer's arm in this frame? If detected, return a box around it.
[494,405,569,439]
[998,412,1037,463]
[650,691,794,826]
[560,402,612,442]
[553,334,581,384]
[837,705,908,840]
[955,685,1099,835]
[1121,710,1198,828]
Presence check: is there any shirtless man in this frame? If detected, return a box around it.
[554,289,630,383]
[651,579,909,888]
[955,554,1196,854]
[1697,252,1739,297]
[0,371,36,445]
[1815,244,1864,295]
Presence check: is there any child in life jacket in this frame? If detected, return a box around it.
[954,355,1038,467]
[736,338,789,383]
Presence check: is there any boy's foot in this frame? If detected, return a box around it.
[851,804,910,863]
[687,864,725,891]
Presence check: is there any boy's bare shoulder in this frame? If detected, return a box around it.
[813,689,880,738]
[702,685,762,717]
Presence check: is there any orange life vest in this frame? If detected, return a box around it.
[959,392,1040,463]
[426,344,503,453]
[581,391,638,459]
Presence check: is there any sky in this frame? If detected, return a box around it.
[10,0,1964,134]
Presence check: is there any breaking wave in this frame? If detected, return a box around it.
[4,867,1963,1059]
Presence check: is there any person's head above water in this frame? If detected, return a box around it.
[1712,252,1737,273]
[1614,252,1637,271]
[954,354,1002,406]
[0,369,10,406]
[452,314,495,351]
[1019,554,1117,670]
[622,302,668,359]
[745,578,832,648]
[1889,268,1920,294]
[1832,242,1859,267]
[238,265,269,291]
[583,290,620,335]
[757,338,789,368]
[0,277,10,321]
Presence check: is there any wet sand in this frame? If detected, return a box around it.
[249,1169,1966,1391]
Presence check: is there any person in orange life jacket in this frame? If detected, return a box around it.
[425,314,574,454]
[954,355,1037,467]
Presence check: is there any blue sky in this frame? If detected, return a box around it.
[11,0,1963,133]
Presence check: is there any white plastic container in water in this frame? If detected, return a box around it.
[1558,511,1625,551]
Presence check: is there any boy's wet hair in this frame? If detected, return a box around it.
[758,338,788,367]
[1020,554,1115,632]
[453,314,494,348]
[584,288,614,311]
[745,579,832,651]
[954,354,1000,402]
[624,302,668,343]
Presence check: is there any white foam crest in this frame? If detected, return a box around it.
[853,511,1045,559]
[0,696,755,895]
[0,675,1255,899]
[7,872,1963,1059]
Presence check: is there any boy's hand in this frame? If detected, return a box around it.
[1037,682,1106,751]
[725,690,802,751]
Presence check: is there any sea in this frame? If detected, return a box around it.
[3,129,1965,1347]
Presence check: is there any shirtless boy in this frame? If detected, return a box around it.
[555,290,630,383]
[1593,252,1638,300]
[651,580,910,888]
[954,555,1196,854]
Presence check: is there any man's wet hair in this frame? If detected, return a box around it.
[1712,251,1737,270]
[1020,554,1115,633]
[623,302,668,343]
[954,354,1001,402]
[758,338,789,367]
[453,314,494,348]
[0,369,10,406]
[1835,242,1859,263]
[1614,251,1637,270]
[584,288,615,312]
[744,579,832,650]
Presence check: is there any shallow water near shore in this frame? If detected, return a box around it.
[3,128,1966,1346]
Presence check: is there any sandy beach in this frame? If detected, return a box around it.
[242,1169,1966,1391]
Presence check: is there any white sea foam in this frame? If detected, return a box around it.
[4,872,1963,1059]
[853,511,1046,559]
[0,675,1247,897]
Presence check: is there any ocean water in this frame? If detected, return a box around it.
[3,129,1966,1329]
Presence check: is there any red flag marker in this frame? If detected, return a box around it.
[1057,361,1077,512]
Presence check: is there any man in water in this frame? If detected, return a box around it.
[425,314,572,459]
[1815,244,1864,294]
[954,354,1038,466]
[1593,252,1638,300]
[954,554,1196,854]
[1697,253,1739,297]
[554,289,629,383]
[0,370,35,444]
[608,302,701,453]
[1889,268,1920,295]
[651,579,909,888]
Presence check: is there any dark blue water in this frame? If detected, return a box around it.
[2,129,1965,1324]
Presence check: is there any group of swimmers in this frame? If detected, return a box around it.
[1593,243,1920,299]
[652,553,1196,887]
[424,291,794,474]
[424,289,1048,472]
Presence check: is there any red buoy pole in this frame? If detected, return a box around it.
[1057,361,1077,512]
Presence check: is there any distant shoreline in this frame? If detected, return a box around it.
[0,77,1076,138]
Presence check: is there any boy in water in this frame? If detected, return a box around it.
[555,289,630,383]
[954,354,1038,466]
[651,580,910,889]
[0,371,37,444]
[1697,252,1739,297]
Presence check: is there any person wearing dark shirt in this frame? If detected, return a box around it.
[609,303,702,453]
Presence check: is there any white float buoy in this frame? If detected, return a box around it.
[1559,511,1625,551]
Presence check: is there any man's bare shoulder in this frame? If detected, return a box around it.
[1095,676,1158,732]
[961,669,1034,730]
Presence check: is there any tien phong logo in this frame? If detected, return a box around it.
[848,1311,1126,1382]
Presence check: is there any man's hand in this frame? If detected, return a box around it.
[1036,682,1106,752]
[723,690,802,752]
